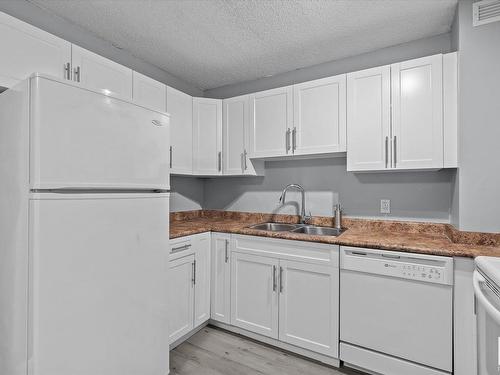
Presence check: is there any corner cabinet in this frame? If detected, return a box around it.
[167,87,193,174]
[193,97,223,175]
[248,86,294,158]
[293,74,347,155]
[347,53,455,172]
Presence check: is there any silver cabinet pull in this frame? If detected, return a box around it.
[224,239,229,263]
[279,266,284,293]
[243,149,248,170]
[240,152,244,173]
[73,66,81,82]
[192,260,196,285]
[385,136,389,168]
[273,265,277,292]
[64,62,71,80]
[292,127,297,152]
[171,243,191,254]
[169,146,173,169]
[393,136,397,168]
[218,151,222,172]
[285,129,291,153]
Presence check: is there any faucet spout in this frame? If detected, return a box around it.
[278,184,308,223]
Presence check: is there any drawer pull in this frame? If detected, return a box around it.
[171,244,191,253]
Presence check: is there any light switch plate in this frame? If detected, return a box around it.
[380,199,391,214]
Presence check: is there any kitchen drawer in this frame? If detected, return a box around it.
[169,236,194,260]
[232,234,339,267]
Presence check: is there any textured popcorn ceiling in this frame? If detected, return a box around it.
[29,0,457,91]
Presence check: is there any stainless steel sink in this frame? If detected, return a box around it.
[247,222,343,237]
[248,222,301,232]
[290,226,343,237]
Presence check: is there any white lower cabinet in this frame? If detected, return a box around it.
[228,235,340,358]
[279,260,338,356]
[210,233,231,324]
[168,254,195,343]
[231,252,280,338]
[169,233,211,344]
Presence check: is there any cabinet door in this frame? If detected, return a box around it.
[231,252,279,339]
[249,86,293,158]
[210,233,231,323]
[167,86,193,174]
[0,12,71,88]
[278,260,339,357]
[71,44,133,99]
[347,66,391,171]
[194,233,211,327]
[132,71,166,112]
[223,96,246,175]
[391,54,443,169]
[193,98,222,175]
[169,254,195,344]
[293,74,346,155]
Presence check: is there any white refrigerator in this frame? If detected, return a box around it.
[0,74,171,375]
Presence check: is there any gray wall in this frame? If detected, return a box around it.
[204,159,455,222]
[204,32,453,99]
[0,1,203,96]
[170,176,204,212]
[454,0,500,232]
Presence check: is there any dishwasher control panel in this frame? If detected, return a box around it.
[340,246,454,285]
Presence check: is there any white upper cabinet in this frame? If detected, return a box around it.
[223,95,264,176]
[0,12,71,88]
[193,97,223,175]
[223,95,247,175]
[391,54,443,170]
[293,75,347,155]
[167,87,193,175]
[347,54,447,172]
[71,44,133,99]
[347,65,391,171]
[132,71,166,112]
[249,86,293,158]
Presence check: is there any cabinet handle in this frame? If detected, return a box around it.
[224,239,229,263]
[240,152,244,173]
[273,265,277,292]
[385,136,389,168]
[393,136,397,168]
[218,151,222,172]
[73,66,81,82]
[169,146,173,169]
[292,127,297,152]
[243,149,248,170]
[171,243,191,254]
[285,129,291,153]
[64,62,71,80]
[192,260,196,285]
[279,266,284,293]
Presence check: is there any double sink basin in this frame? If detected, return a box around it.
[248,222,343,237]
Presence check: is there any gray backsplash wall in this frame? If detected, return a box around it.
[170,176,204,212]
[203,158,455,222]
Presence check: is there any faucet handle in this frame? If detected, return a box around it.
[304,211,313,224]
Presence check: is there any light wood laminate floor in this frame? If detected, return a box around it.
[170,326,364,375]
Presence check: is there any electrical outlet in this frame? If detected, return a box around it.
[380,199,391,214]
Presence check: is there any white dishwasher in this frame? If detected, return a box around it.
[339,246,454,375]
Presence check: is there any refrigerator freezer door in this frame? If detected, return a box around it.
[30,76,170,190]
[28,193,170,375]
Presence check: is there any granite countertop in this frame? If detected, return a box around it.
[170,210,500,258]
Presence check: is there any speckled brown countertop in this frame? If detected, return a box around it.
[170,210,500,258]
